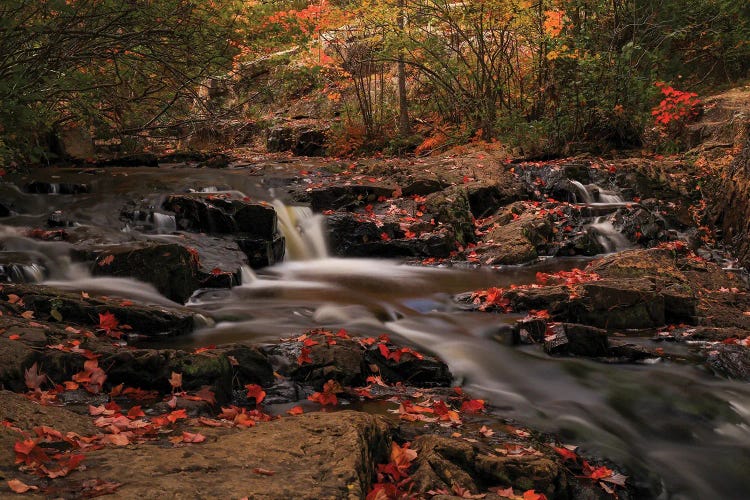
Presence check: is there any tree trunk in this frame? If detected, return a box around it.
[397,0,410,136]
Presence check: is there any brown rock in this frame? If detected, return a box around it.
[71,411,391,499]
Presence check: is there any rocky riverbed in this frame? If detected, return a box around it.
[1,92,750,498]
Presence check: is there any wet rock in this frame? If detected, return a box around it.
[267,124,329,156]
[1,283,196,337]
[364,346,452,387]
[267,125,294,152]
[293,128,327,156]
[218,344,275,387]
[96,152,159,167]
[402,178,447,196]
[287,339,367,389]
[163,194,277,238]
[475,210,553,265]
[425,188,475,246]
[235,234,286,268]
[705,344,750,380]
[0,337,35,392]
[571,279,665,330]
[544,323,609,357]
[68,411,391,499]
[707,136,750,268]
[504,286,571,315]
[466,181,524,218]
[47,210,77,228]
[197,153,230,169]
[79,241,204,303]
[554,232,606,257]
[0,202,10,217]
[327,213,454,258]
[309,184,396,212]
[411,434,567,498]
[513,318,548,344]
[25,181,90,195]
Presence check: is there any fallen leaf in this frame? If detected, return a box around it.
[252,468,275,476]
[6,479,38,493]
[245,384,266,405]
[287,406,304,416]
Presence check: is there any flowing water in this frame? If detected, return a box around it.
[1,165,749,498]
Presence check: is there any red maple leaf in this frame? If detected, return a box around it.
[245,384,266,405]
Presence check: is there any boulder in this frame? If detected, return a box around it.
[60,411,391,499]
[0,284,196,337]
[411,434,567,498]
[163,194,278,238]
[79,241,205,303]
[309,184,396,212]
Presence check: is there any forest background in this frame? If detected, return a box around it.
[0,0,748,164]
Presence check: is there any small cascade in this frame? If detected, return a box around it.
[272,200,328,260]
[569,180,594,203]
[151,212,177,233]
[0,262,45,283]
[571,181,626,205]
[240,265,256,284]
[587,217,631,253]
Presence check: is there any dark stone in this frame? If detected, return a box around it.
[293,128,327,156]
[309,184,395,212]
[705,344,750,381]
[571,279,665,329]
[0,337,34,392]
[411,434,567,498]
[562,323,609,357]
[47,210,76,228]
[267,126,295,153]
[235,234,286,268]
[425,189,475,246]
[402,178,446,196]
[25,181,90,195]
[2,284,196,337]
[81,241,204,303]
[467,182,523,218]
[198,154,230,169]
[513,318,547,344]
[364,346,452,387]
[327,213,454,258]
[218,344,275,387]
[288,340,368,389]
[163,194,277,238]
[504,286,571,315]
[97,153,159,167]
[0,203,10,217]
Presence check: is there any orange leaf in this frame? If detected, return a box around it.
[168,372,182,390]
[286,406,304,416]
[7,479,38,493]
[181,431,206,443]
[252,468,275,476]
[245,384,266,405]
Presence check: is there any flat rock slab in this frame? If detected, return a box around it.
[71,411,391,499]
[0,283,196,337]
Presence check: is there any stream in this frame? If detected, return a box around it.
[1,163,749,499]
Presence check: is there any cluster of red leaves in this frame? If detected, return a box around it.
[367,442,418,500]
[308,379,342,406]
[553,445,628,494]
[395,388,484,425]
[97,311,130,339]
[214,406,273,428]
[378,344,424,363]
[471,287,511,312]
[535,269,600,286]
[651,82,701,127]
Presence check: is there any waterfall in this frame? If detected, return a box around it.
[569,180,594,203]
[272,200,328,261]
[588,217,631,253]
[151,213,177,233]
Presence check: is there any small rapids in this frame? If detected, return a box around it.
[0,165,748,498]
